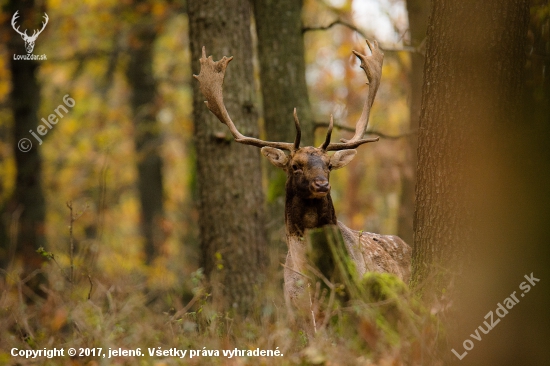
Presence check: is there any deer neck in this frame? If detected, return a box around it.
[284,189,337,238]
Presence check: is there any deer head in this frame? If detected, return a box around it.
[11,11,49,54]
[193,40,384,203]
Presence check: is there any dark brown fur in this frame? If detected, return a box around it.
[284,148,337,236]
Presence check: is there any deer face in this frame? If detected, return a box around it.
[262,146,357,199]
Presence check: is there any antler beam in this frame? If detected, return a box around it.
[323,39,383,151]
[11,11,26,37]
[193,46,296,151]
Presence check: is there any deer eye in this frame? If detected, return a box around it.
[292,164,301,172]
[328,163,333,170]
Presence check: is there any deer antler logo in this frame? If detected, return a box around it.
[11,11,49,54]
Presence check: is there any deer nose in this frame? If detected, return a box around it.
[312,178,330,192]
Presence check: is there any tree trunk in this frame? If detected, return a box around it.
[188,0,268,314]
[412,0,529,290]
[0,3,46,284]
[412,2,532,362]
[253,0,313,239]
[398,0,429,244]
[126,2,165,264]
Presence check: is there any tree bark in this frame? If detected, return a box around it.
[253,0,313,238]
[412,0,529,290]
[0,2,46,283]
[126,2,165,264]
[398,0,429,244]
[188,0,268,314]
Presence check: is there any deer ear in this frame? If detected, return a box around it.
[330,149,357,170]
[261,147,288,169]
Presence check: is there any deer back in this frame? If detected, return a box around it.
[338,221,411,283]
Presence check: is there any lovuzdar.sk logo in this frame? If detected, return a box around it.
[11,10,48,61]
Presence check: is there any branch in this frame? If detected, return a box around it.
[46,49,120,63]
[87,275,93,300]
[315,121,416,140]
[303,19,422,54]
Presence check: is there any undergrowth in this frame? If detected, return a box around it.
[0,226,449,365]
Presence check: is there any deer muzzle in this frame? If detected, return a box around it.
[311,177,330,196]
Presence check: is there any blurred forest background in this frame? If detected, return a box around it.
[0,0,549,365]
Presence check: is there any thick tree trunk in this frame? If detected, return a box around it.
[126,3,165,264]
[413,2,536,362]
[253,0,313,238]
[0,3,46,282]
[412,0,529,289]
[398,0,429,244]
[188,0,268,314]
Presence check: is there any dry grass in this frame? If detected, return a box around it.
[0,240,448,366]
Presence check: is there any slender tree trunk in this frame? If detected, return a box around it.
[188,0,267,314]
[253,0,313,238]
[0,3,46,283]
[412,0,529,290]
[126,2,165,264]
[398,0,429,245]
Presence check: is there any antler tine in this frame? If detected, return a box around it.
[325,39,383,151]
[35,13,48,37]
[194,46,294,151]
[320,114,333,150]
[11,11,27,37]
[293,108,301,150]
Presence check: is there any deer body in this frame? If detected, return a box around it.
[194,40,411,302]
[264,146,411,301]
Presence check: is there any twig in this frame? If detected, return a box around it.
[305,263,335,290]
[66,201,74,284]
[16,282,35,339]
[321,287,336,331]
[87,275,93,300]
[304,265,337,332]
[303,19,421,54]
[315,121,417,140]
[36,247,70,281]
[308,283,317,333]
[20,269,43,285]
[171,289,204,320]
[66,201,89,284]
[280,263,313,281]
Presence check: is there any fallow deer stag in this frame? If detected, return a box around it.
[194,40,411,302]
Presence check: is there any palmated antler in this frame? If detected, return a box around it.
[194,41,383,153]
[322,39,383,151]
[194,46,297,151]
